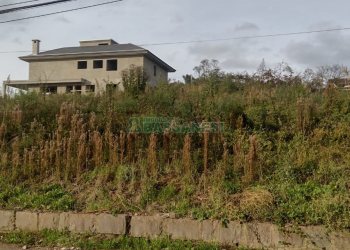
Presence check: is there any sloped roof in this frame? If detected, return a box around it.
[20,43,176,72]
[38,43,145,55]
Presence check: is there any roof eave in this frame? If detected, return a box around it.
[145,51,176,72]
[19,50,148,62]
[19,49,176,73]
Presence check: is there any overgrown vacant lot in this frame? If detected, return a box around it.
[0,79,349,230]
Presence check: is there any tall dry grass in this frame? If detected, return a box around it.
[148,133,158,177]
[0,101,264,186]
[182,134,192,177]
[242,135,259,184]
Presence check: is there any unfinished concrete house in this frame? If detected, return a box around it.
[4,39,175,94]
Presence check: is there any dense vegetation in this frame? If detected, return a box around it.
[0,61,349,230]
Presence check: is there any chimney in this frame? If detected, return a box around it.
[32,39,41,55]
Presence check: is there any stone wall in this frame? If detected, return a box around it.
[0,210,349,249]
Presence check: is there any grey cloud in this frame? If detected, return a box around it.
[308,21,341,30]
[259,47,272,53]
[282,30,350,67]
[221,57,260,71]
[234,22,259,32]
[12,37,22,45]
[189,43,233,58]
[2,0,350,82]
[170,14,184,24]
[165,50,179,62]
[17,26,27,32]
[55,16,70,23]
[188,39,261,72]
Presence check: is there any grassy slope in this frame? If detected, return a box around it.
[0,81,349,230]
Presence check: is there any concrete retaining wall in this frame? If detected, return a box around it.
[0,210,14,231]
[0,210,349,249]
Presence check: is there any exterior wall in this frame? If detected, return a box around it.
[28,87,40,93]
[57,86,66,94]
[143,57,168,85]
[28,56,144,93]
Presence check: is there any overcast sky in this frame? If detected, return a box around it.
[1,0,350,82]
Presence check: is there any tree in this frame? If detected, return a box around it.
[255,59,275,84]
[182,74,194,84]
[193,59,221,79]
[273,62,294,82]
[316,64,349,84]
[302,68,323,90]
[122,65,148,97]
[256,58,267,77]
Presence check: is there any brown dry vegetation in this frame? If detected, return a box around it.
[0,70,349,230]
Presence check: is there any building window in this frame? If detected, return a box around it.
[93,60,103,69]
[41,86,57,95]
[86,85,95,93]
[66,86,73,93]
[77,61,87,69]
[66,85,81,94]
[153,65,157,76]
[75,85,82,94]
[107,59,118,71]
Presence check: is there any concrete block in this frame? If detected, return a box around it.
[255,222,281,248]
[38,213,60,231]
[95,213,127,235]
[0,210,15,231]
[68,213,96,233]
[58,212,70,231]
[330,231,350,250]
[201,220,219,242]
[163,218,202,241]
[3,210,350,250]
[130,216,163,238]
[239,223,261,248]
[301,225,331,249]
[210,221,260,248]
[279,226,307,249]
[16,211,38,231]
[212,221,243,246]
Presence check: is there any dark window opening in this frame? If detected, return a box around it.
[86,85,95,93]
[77,61,87,69]
[107,59,118,71]
[66,86,73,93]
[75,85,82,94]
[153,65,157,76]
[98,43,109,46]
[41,86,57,95]
[93,60,103,69]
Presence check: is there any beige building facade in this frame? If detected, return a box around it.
[4,39,175,94]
